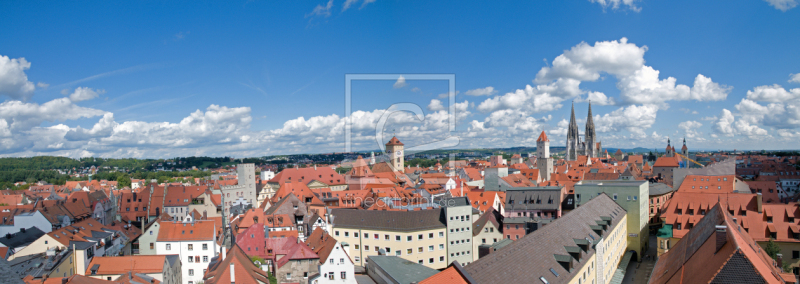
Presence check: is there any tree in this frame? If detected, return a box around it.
[117,174,132,188]
[765,238,781,260]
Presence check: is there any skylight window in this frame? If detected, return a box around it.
[549,268,559,277]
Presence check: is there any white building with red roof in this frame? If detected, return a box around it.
[155,220,218,284]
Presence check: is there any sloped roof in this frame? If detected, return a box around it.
[203,244,270,284]
[653,156,680,167]
[536,131,549,142]
[157,220,216,242]
[463,194,626,284]
[330,208,445,231]
[386,136,404,146]
[85,255,166,275]
[304,227,340,264]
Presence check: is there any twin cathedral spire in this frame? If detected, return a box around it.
[565,102,601,161]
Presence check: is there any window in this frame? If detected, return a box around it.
[418,260,423,264]
[188,256,193,263]
[355,244,360,250]
[330,258,334,264]
[396,235,401,241]
[439,232,444,237]
[408,248,413,255]
[203,244,208,250]
[341,272,347,279]
[304,272,309,279]
[287,273,292,280]
[150,243,154,249]
[188,244,193,251]
[429,258,434,263]
[407,236,412,241]
[633,196,638,201]
[385,234,390,240]
[613,194,617,200]
[365,245,370,251]
[335,231,340,236]
[395,250,401,256]
[354,232,359,238]
[373,234,378,239]
[429,233,434,239]
[188,269,194,276]
[439,244,444,250]
[385,247,391,253]
[418,247,423,253]
[793,251,799,259]
[203,256,208,262]
[418,234,423,240]
[429,245,434,251]
[627,196,631,201]
[344,232,349,237]
[150,231,153,235]
[355,256,360,262]
[166,244,171,250]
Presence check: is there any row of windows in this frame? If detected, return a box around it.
[187,255,209,263]
[450,239,470,245]
[354,244,445,254]
[450,250,471,257]
[186,268,207,276]
[352,255,446,264]
[125,207,147,212]
[449,215,470,222]
[335,231,443,240]
[450,227,469,233]
[164,243,208,250]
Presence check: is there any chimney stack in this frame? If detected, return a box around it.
[777,253,784,269]
[757,193,763,213]
[715,225,727,252]
[230,263,235,283]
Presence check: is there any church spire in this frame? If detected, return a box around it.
[584,102,596,158]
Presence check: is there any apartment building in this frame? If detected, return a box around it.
[156,220,218,284]
[442,197,475,266]
[328,208,448,269]
[575,180,649,261]
[461,194,627,284]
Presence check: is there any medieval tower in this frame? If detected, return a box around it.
[386,136,404,170]
[536,131,553,181]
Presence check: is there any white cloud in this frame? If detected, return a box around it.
[713,109,735,137]
[679,108,699,114]
[589,0,641,12]
[764,0,798,11]
[0,55,36,101]
[593,104,658,135]
[427,99,445,111]
[535,38,646,83]
[342,0,358,11]
[393,75,407,89]
[789,73,800,83]
[37,82,49,89]
[576,91,616,106]
[67,87,105,102]
[465,86,498,96]
[678,120,703,138]
[411,87,421,93]
[745,84,800,102]
[307,0,334,18]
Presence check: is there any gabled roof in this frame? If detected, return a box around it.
[304,227,341,264]
[472,208,501,237]
[330,208,445,231]
[649,204,790,284]
[203,244,270,284]
[156,220,216,242]
[463,194,626,284]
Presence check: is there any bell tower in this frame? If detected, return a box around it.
[536,131,553,181]
[385,136,404,171]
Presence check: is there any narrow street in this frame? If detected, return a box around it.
[622,235,658,284]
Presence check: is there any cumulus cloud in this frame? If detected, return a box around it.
[679,108,699,114]
[0,55,36,101]
[593,104,658,135]
[67,87,105,102]
[589,0,641,12]
[393,75,407,89]
[713,109,735,137]
[575,91,616,106]
[465,86,498,96]
[764,0,798,11]
[427,99,445,111]
[789,73,800,83]
[37,82,49,89]
[678,120,703,138]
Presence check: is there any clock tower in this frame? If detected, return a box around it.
[385,136,404,171]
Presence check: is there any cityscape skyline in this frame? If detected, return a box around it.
[1,1,799,158]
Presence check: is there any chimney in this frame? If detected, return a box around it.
[715,225,727,252]
[777,253,784,269]
[230,263,235,283]
[62,278,68,284]
[757,193,763,213]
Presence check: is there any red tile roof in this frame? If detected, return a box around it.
[653,156,680,167]
[677,175,737,193]
[536,131,549,142]
[386,136,404,146]
[157,220,216,242]
[203,244,270,284]
[420,265,469,284]
[85,255,167,275]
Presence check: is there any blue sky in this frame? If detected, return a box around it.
[0,0,799,158]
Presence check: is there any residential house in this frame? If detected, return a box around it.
[155,220,218,284]
[305,228,356,284]
[85,255,181,284]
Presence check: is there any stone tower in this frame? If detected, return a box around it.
[665,138,674,157]
[566,103,579,161]
[681,137,688,157]
[585,102,596,158]
[385,136,404,171]
[536,131,553,181]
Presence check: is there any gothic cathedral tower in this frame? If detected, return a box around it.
[585,102,597,159]
[681,137,688,157]
[536,131,553,181]
[566,103,579,161]
[386,136,404,171]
